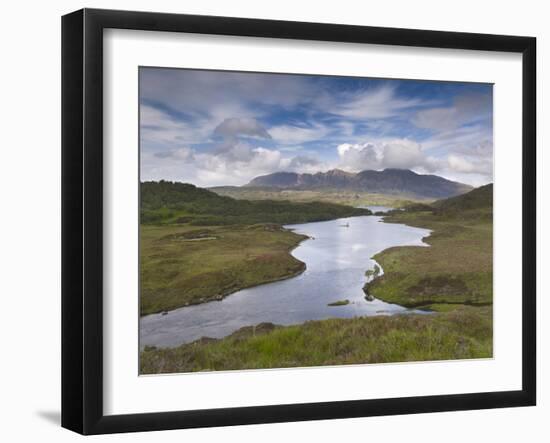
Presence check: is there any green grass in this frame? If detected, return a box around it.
[140,305,492,374]
[140,223,308,315]
[366,208,493,310]
[432,183,493,213]
[140,183,494,372]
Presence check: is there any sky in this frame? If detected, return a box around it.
[139,67,493,187]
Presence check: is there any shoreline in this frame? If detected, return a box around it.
[140,228,310,317]
[363,214,434,306]
[141,213,381,318]
[141,214,430,347]
[140,305,493,373]
[365,210,492,310]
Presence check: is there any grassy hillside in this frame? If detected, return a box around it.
[367,184,493,311]
[432,183,493,214]
[141,305,492,373]
[141,181,370,225]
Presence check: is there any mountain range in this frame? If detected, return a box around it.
[245,168,473,199]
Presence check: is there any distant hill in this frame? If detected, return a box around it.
[140,181,370,225]
[246,168,472,199]
[432,183,493,213]
[396,183,493,219]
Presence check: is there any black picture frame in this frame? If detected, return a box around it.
[62,8,537,435]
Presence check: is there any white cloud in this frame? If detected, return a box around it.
[142,141,288,187]
[420,124,493,183]
[331,85,428,119]
[413,93,492,132]
[447,154,492,175]
[412,91,494,184]
[413,107,458,131]
[142,108,332,186]
[335,121,355,137]
[142,138,330,187]
[269,123,330,145]
[140,105,213,146]
[154,147,194,161]
[213,118,271,139]
[422,124,492,152]
[140,69,317,119]
[246,147,283,171]
[337,139,438,172]
[337,142,380,169]
[382,140,428,170]
[285,155,324,173]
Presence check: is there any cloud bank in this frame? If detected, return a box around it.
[140,68,493,187]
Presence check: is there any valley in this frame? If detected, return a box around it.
[140,178,493,373]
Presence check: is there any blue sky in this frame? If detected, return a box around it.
[140,67,493,187]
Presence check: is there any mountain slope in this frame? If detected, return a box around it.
[246,168,472,199]
[140,180,370,225]
[432,183,493,212]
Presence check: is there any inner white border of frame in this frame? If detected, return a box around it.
[103,28,523,415]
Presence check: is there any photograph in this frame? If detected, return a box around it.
[138,67,494,374]
[1,0,543,439]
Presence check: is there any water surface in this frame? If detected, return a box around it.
[140,215,431,348]
[364,205,394,213]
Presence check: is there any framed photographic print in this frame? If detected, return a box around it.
[61,8,536,435]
